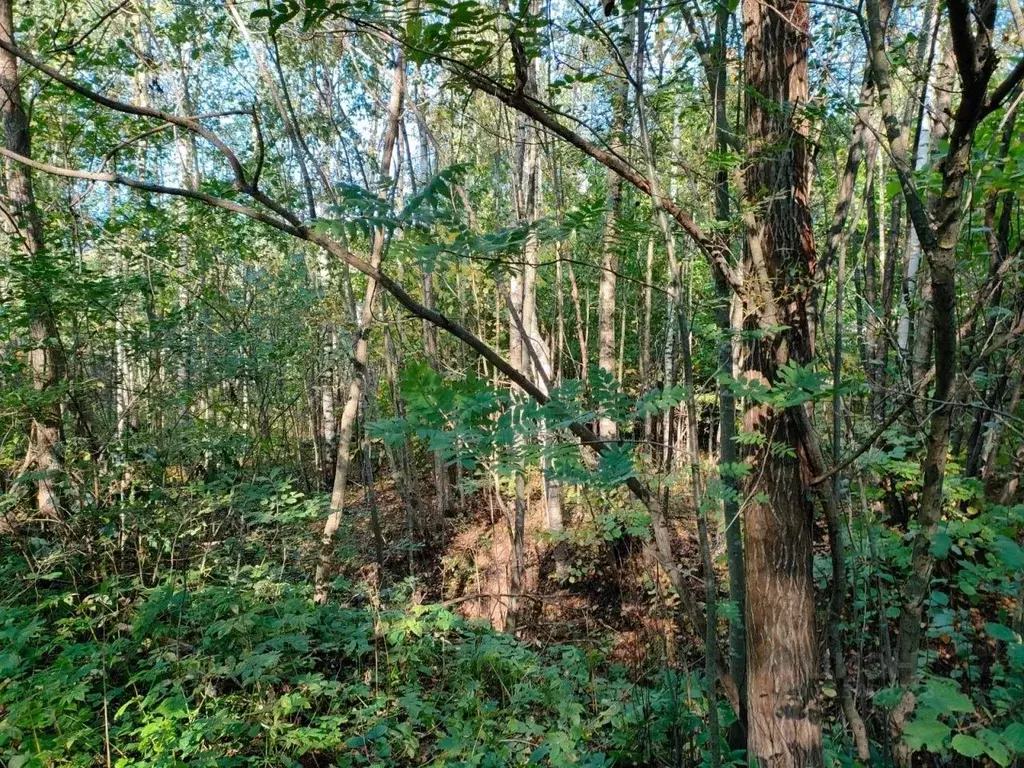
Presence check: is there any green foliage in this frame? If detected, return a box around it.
[0,537,708,767]
[866,499,1024,765]
[2,0,1023,766]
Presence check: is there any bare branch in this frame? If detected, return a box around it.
[982,56,1024,116]
[0,147,297,236]
[0,38,250,186]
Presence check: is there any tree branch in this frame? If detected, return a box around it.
[0,140,663,530]
[458,68,743,292]
[982,56,1024,117]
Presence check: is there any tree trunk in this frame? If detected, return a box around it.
[382,318,421,569]
[701,4,748,723]
[741,0,823,759]
[504,29,545,629]
[907,40,956,390]
[314,41,406,603]
[1,0,64,521]
[633,6,726,742]
[895,0,942,358]
[827,180,871,760]
[866,0,1003,754]
[566,259,588,380]
[597,15,633,438]
[422,270,453,517]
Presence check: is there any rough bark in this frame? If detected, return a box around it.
[741,0,823,760]
[0,0,63,521]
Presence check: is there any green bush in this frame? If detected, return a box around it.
[0,548,716,767]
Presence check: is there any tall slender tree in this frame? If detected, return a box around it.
[314,32,407,602]
[1,0,64,522]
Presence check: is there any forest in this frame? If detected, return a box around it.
[0,0,1023,762]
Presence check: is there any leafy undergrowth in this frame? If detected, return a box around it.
[4,458,1024,767]
[0,551,722,768]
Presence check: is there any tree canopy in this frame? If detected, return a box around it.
[0,0,1023,764]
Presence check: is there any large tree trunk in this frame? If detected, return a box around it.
[1,0,64,521]
[741,0,822,761]
[313,40,406,603]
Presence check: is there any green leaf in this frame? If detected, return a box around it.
[979,728,1012,767]
[951,734,985,758]
[919,679,974,715]
[873,686,904,709]
[717,600,742,625]
[929,532,952,559]
[991,537,1024,569]
[985,622,1019,642]
[1001,722,1024,754]
[593,445,637,488]
[902,717,951,751]
[732,430,766,446]
[1009,643,1024,669]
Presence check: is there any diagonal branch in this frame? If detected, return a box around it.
[336,17,742,293]
[982,55,1024,117]
[0,38,740,710]
[458,67,743,292]
[0,146,297,236]
[1,136,666,536]
[0,38,248,183]
[0,37,302,229]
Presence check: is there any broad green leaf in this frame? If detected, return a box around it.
[919,679,974,715]
[951,734,985,758]
[1001,722,1024,754]
[873,686,904,709]
[985,622,1019,642]
[902,717,950,751]
[991,537,1024,569]
[929,532,952,559]
[979,728,1012,767]
[1009,643,1024,669]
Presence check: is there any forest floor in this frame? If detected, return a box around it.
[335,471,711,674]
